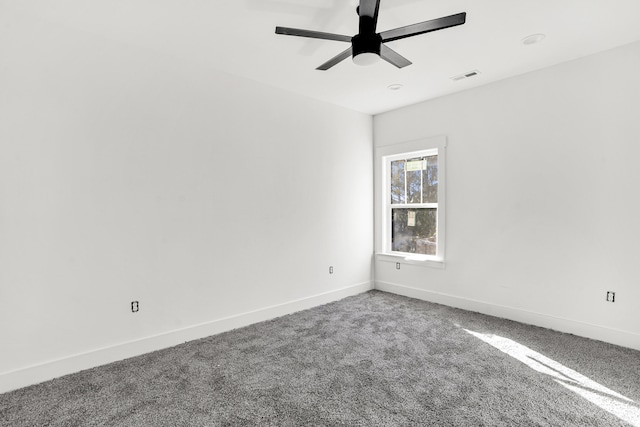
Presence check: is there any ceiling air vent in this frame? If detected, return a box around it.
[451,70,480,82]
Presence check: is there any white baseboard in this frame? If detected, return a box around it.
[375,281,640,352]
[0,282,373,394]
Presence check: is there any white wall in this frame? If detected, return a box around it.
[374,41,640,351]
[0,15,373,392]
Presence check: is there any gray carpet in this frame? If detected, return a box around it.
[1,290,639,426]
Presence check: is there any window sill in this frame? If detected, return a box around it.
[376,253,445,269]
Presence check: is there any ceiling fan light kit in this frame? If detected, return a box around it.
[275,0,466,70]
[353,52,380,66]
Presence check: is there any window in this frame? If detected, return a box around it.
[389,152,438,255]
[375,136,446,266]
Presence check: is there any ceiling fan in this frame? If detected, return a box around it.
[275,0,466,70]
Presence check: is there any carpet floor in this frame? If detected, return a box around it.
[1,290,639,426]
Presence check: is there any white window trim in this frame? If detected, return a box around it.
[374,135,447,268]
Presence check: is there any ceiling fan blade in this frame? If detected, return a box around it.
[379,44,412,68]
[275,27,351,43]
[380,12,466,43]
[359,0,381,24]
[316,47,353,70]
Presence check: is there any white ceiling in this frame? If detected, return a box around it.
[4,0,640,115]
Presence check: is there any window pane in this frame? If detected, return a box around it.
[422,155,438,203]
[390,160,405,204]
[391,208,437,255]
[406,157,423,204]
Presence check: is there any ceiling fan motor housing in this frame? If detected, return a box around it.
[352,33,382,57]
[353,16,381,58]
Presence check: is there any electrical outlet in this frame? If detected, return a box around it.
[329,266,334,274]
[396,262,401,270]
[606,292,615,303]
[131,301,139,312]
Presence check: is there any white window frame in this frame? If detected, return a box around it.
[374,136,446,268]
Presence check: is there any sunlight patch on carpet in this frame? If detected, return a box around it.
[465,329,640,427]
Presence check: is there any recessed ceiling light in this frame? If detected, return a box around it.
[387,84,403,91]
[522,34,546,45]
